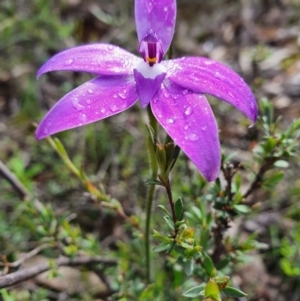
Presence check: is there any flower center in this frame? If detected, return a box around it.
[138,30,164,67]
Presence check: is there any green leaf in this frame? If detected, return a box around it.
[146,178,165,186]
[163,215,175,230]
[284,117,300,137]
[174,197,183,220]
[263,171,284,189]
[157,205,171,216]
[215,258,230,270]
[234,173,242,192]
[233,204,251,214]
[152,229,172,243]
[153,242,170,252]
[183,259,194,276]
[274,160,289,168]
[145,124,157,149]
[182,284,206,298]
[205,280,220,297]
[222,286,247,297]
[202,253,216,277]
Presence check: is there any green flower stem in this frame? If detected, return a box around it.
[145,105,158,283]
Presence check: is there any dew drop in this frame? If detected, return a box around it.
[167,118,175,124]
[204,60,214,66]
[227,91,234,98]
[118,92,126,100]
[85,99,92,104]
[79,113,87,122]
[72,98,84,111]
[201,125,207,131]
[182,89,188,95]
[113,94,118,98]
[65,59,73,65]
[214,71,224,81]
[110,104,118,112]
[100,108,106,114]
[188,133,199,141]
[164,6,168,11]
[185,107,193,116]
[107,45,114,51]
[146,1,153,12]
[88,89,94,94]
[184,124,189,130]
[163,91,170,98]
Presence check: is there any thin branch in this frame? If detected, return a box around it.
[0,256,116,289]
[0,160,31,199]
[0,244,51,269]
[243,157,277,200]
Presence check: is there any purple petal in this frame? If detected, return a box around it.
[36,75,138,139]
[37,44,141,77]
[134,62,166,108]
[164,57,258,122]
[151,80,220,181]
[135,0,176,55]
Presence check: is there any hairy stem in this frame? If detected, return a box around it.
[145,105,158,283]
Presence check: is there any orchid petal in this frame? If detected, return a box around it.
[151,80,220,181]
[37,44,141,78]
[164,57,258,122]
[36,75,138,139]
[135,0,176,55]
[134,61,166,107]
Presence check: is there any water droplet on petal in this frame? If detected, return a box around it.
[100,108,106,114]
[204,60,214,66]
[107,45,114,51]
[201,125,207,131]
[167,118,175,124]
[65,59,73,65]
[146,1,153,12]
[79,113,87,122]
[118,92,126,100]
[188,133,199,141]
[163,91,170,99]
[185,107,193,116]
[184,124,189,130]
[163,6,168,11]
[86,99,92,104]
[227,91,234,98]
[88,89,93,94]
[250,102,255,109]
[72,98,84,111]
[182,89,188,95]
[110,104,118,112]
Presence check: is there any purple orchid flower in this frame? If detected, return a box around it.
[36,0,258,182]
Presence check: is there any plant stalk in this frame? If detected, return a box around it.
[145,105,158,283]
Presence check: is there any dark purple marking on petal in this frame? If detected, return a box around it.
[36,75,138,139]
[37,44,141,78]
[163,57,258,123]
[151,79,220,181]
[135,0,176,55]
